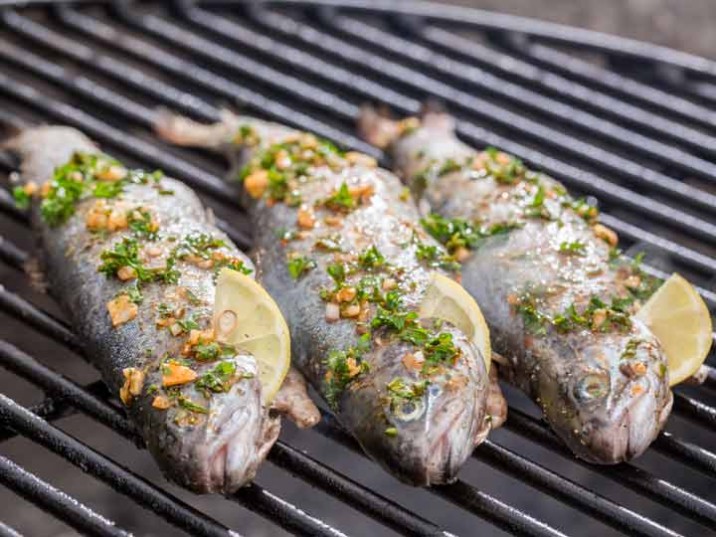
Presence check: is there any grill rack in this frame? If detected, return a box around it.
[0,1,714,535]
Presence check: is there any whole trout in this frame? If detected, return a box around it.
[360,109,672,464]
[6,126,314,493]
[157,112,498,485]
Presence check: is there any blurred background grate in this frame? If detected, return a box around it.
[0,1,714,535]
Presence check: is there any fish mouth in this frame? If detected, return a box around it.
[421,400,473,485]
[576,384,671,464]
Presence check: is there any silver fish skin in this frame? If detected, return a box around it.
[360,109,672,464]
[6,126,280,493]
[156,112,491,486]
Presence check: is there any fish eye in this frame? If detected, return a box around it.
[392,399,426,422]
[573,373,609,403]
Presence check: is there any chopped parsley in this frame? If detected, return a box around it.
[194,341,236,361]
[386,377,428,402]
[128,208,158,240]
[421,213,521,253]
[175,233,226,260]
[324,333,372,409]
[621,339,642,360]
[287,254,316,280]
[357,245,386,270]
[196,360,252,396]
[98,238,179,284]
[12,186,31,209]
[558,240,586,255]
[118,283,143,305]
[213,257,252,276]
[177,395,208,414]
[321,182,355,213]
[414,241,460,272]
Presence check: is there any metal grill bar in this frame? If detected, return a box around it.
[0,521,22,537]
[114,5,716,249]
[419,26,716,136]
[245,6,716,191]
[1,2,715,535]
[0,455,130,537]
[0,290,676,537]
[504,408,716,529]
[0,251,565,537]
[32,5,716,286]
[0,394,243,537]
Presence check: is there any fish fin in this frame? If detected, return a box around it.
[474,365,508,445]
[271,367,320,428]
[357,104,403,149]
[23,255,49,294]
[486,364,507,430]
[154,108,238,149]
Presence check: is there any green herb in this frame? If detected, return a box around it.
[327,262,346,286]
[158,303,172,318]
[514,293,550,335]
[568,198,599,223]
[176,315,200,333]
[386,377,428,401]
[524,185,552,219]
[12,186,31,209]
[357,245,386,270]
[324,333,372,410]
[120,283,144,305]
[98,238,180,284]
[559,240,586,255]
[196,360,249,395]
[177,395,208,414]
[421,213,521,253]
[414,242,460,272]
[175,233,226,260]
[185,289,202,306]
[192,341,236,362]
[384,427,398,437]
[127,208,158,240]
[621,339,641,360]
[287,254,316,279]
[423,332,460,364]
[321,182,355,212]
[213,257,252,276]
[437,158,462,176]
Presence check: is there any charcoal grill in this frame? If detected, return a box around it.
[0,1,715,535]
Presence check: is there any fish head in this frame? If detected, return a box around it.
[145,353,278,493]
[340,323,488,485]
[540,322,672,463]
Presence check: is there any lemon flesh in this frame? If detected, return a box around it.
[634,273,712,386]
[214,269,291,402]
[419,273,491,371]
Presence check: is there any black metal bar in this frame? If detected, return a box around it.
[652,432,716,478]
[0,188,27,225]
[415,25,716,155]
[2,153,716,531]
[475,441,681,537]
[238,6,716,210]
[0,521,22,537]
[673,392,716,429]
[0,234,27,269]
[156,5,716,248]
[0,455,131,537]
[500,41,716,131]
[49,6,377,157]
[0,340,140,443]
[46,6,716,279]
[314,417,567,537]
[0,380,107,442]
[2,336,452,536]
[505,407,716,530]
[263,0,716,81]
[0,393,240,537]
[265,442,446,537]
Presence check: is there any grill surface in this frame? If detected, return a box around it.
[0,1,715,536]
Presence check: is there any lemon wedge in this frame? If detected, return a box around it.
[213,269,291,402]
[634,273,712,386]
[419,273,491,370]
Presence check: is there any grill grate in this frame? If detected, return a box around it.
[0,1,715,535]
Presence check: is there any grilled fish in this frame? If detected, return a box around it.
[156,111,497,485]
[359,109,672,463]
[6,126,316,493]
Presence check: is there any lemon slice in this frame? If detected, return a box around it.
[634,273,712,386]
[213,269,291,402]
[419,273,491,370]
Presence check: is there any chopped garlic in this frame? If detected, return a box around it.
[119,367,145,406]
[107,295,138,327]
[162,362,198,387]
